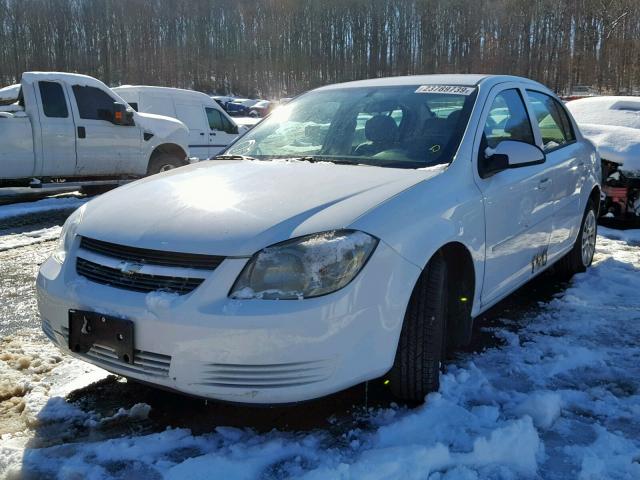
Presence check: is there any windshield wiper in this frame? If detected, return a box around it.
[214,154,257,161]
[293,156,360,166]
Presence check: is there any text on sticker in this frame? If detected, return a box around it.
[415,85,475,95]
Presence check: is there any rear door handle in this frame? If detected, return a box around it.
[210,132,216,136]
[77,126,86,139]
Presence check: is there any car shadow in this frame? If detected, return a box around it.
[0,208,79,237]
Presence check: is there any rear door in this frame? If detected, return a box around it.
[34,80,77,176]
[475,85,555,305]
[205,107,238,156]
[174,102,208,159]
[68,84,142,176]
[524,90,586,261]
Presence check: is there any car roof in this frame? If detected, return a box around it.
[315,74,550,92]
[22,71,110,90]
[114,85,215,103]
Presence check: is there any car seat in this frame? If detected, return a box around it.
[354,115,399,156]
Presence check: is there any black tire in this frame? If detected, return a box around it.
[147,153,187,176]
[388,252,448,403]
[554,200,598,279]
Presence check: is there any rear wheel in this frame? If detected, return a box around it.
[388,253,448,403]
[554,201,597,279]
[147,153,187,176]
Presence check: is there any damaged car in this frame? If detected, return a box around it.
[566,96,640,222]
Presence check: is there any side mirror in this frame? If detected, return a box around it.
[112,102,134,126]
[481,140,545,177]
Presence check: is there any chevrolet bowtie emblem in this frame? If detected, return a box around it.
[117,261,144,275]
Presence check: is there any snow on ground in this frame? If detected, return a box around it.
[0,196,86,222]
[0,226,61,252]
[599,226,640,244]
[0,231,638,479]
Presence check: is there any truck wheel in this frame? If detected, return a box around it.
[554,200,598,279]
[388,252,448,403]
[147,153,186,176]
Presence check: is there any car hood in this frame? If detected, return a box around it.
[134,111,188,139]
[578,123,640,173]
[78,160,445,256]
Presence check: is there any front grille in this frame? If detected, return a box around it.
[79,236,224,270]
[77,257,204,294]
[198,360,335,389]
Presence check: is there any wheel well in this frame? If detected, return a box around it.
[151,143,187,162]
[589,185,601,215]
[438,242,475,348]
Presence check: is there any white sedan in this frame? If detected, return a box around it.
[37,75,600,404]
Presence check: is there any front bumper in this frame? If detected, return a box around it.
[36,240,419,404]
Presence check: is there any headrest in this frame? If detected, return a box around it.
[504,116,532,141]
[365,115,398,144]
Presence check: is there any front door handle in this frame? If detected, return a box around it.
[536,178,550,190]
[210,132,216,136]
[77,126,86,139]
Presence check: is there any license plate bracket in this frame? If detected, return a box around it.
[68,310,134,364]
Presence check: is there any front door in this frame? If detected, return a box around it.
[475,86,555,305]
[68,84,141,176]
[35,80,77,177]
[205,107,238,157]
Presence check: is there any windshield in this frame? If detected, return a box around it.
[226,85,477,169]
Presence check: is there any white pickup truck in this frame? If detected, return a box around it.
[1,72,189,187]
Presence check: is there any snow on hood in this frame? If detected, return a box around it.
[77,160,443,256]
[578,123,640,173]
[567,96,640,129]
[0,83,20,103]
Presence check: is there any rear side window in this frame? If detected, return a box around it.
[527,91,576,151]
[72,85,115,121]
[127,102,138,112]
[483,89,534,148]
[39,82,68,118]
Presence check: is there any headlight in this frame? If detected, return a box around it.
[230,230,378,300]
[52,204,86,263]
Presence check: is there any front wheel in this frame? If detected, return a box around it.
[147,153,187,176]
[388,253,448,403]
[554,201,598,279]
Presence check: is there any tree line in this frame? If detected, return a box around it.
[1,0,639,98]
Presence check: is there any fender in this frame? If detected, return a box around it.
[135,112,190,167]
[351,156,486,317]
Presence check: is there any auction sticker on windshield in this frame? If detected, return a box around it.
[415,85,475,95]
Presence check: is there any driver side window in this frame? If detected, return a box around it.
[72,85,116,121]
[206,107,225,131]
[484,89,534,149]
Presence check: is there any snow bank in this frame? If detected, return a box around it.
[0,335,108,438]
[0,226,60,252]
[578,123,640,172]
[598,226,640,244]
[0,196,86,222]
